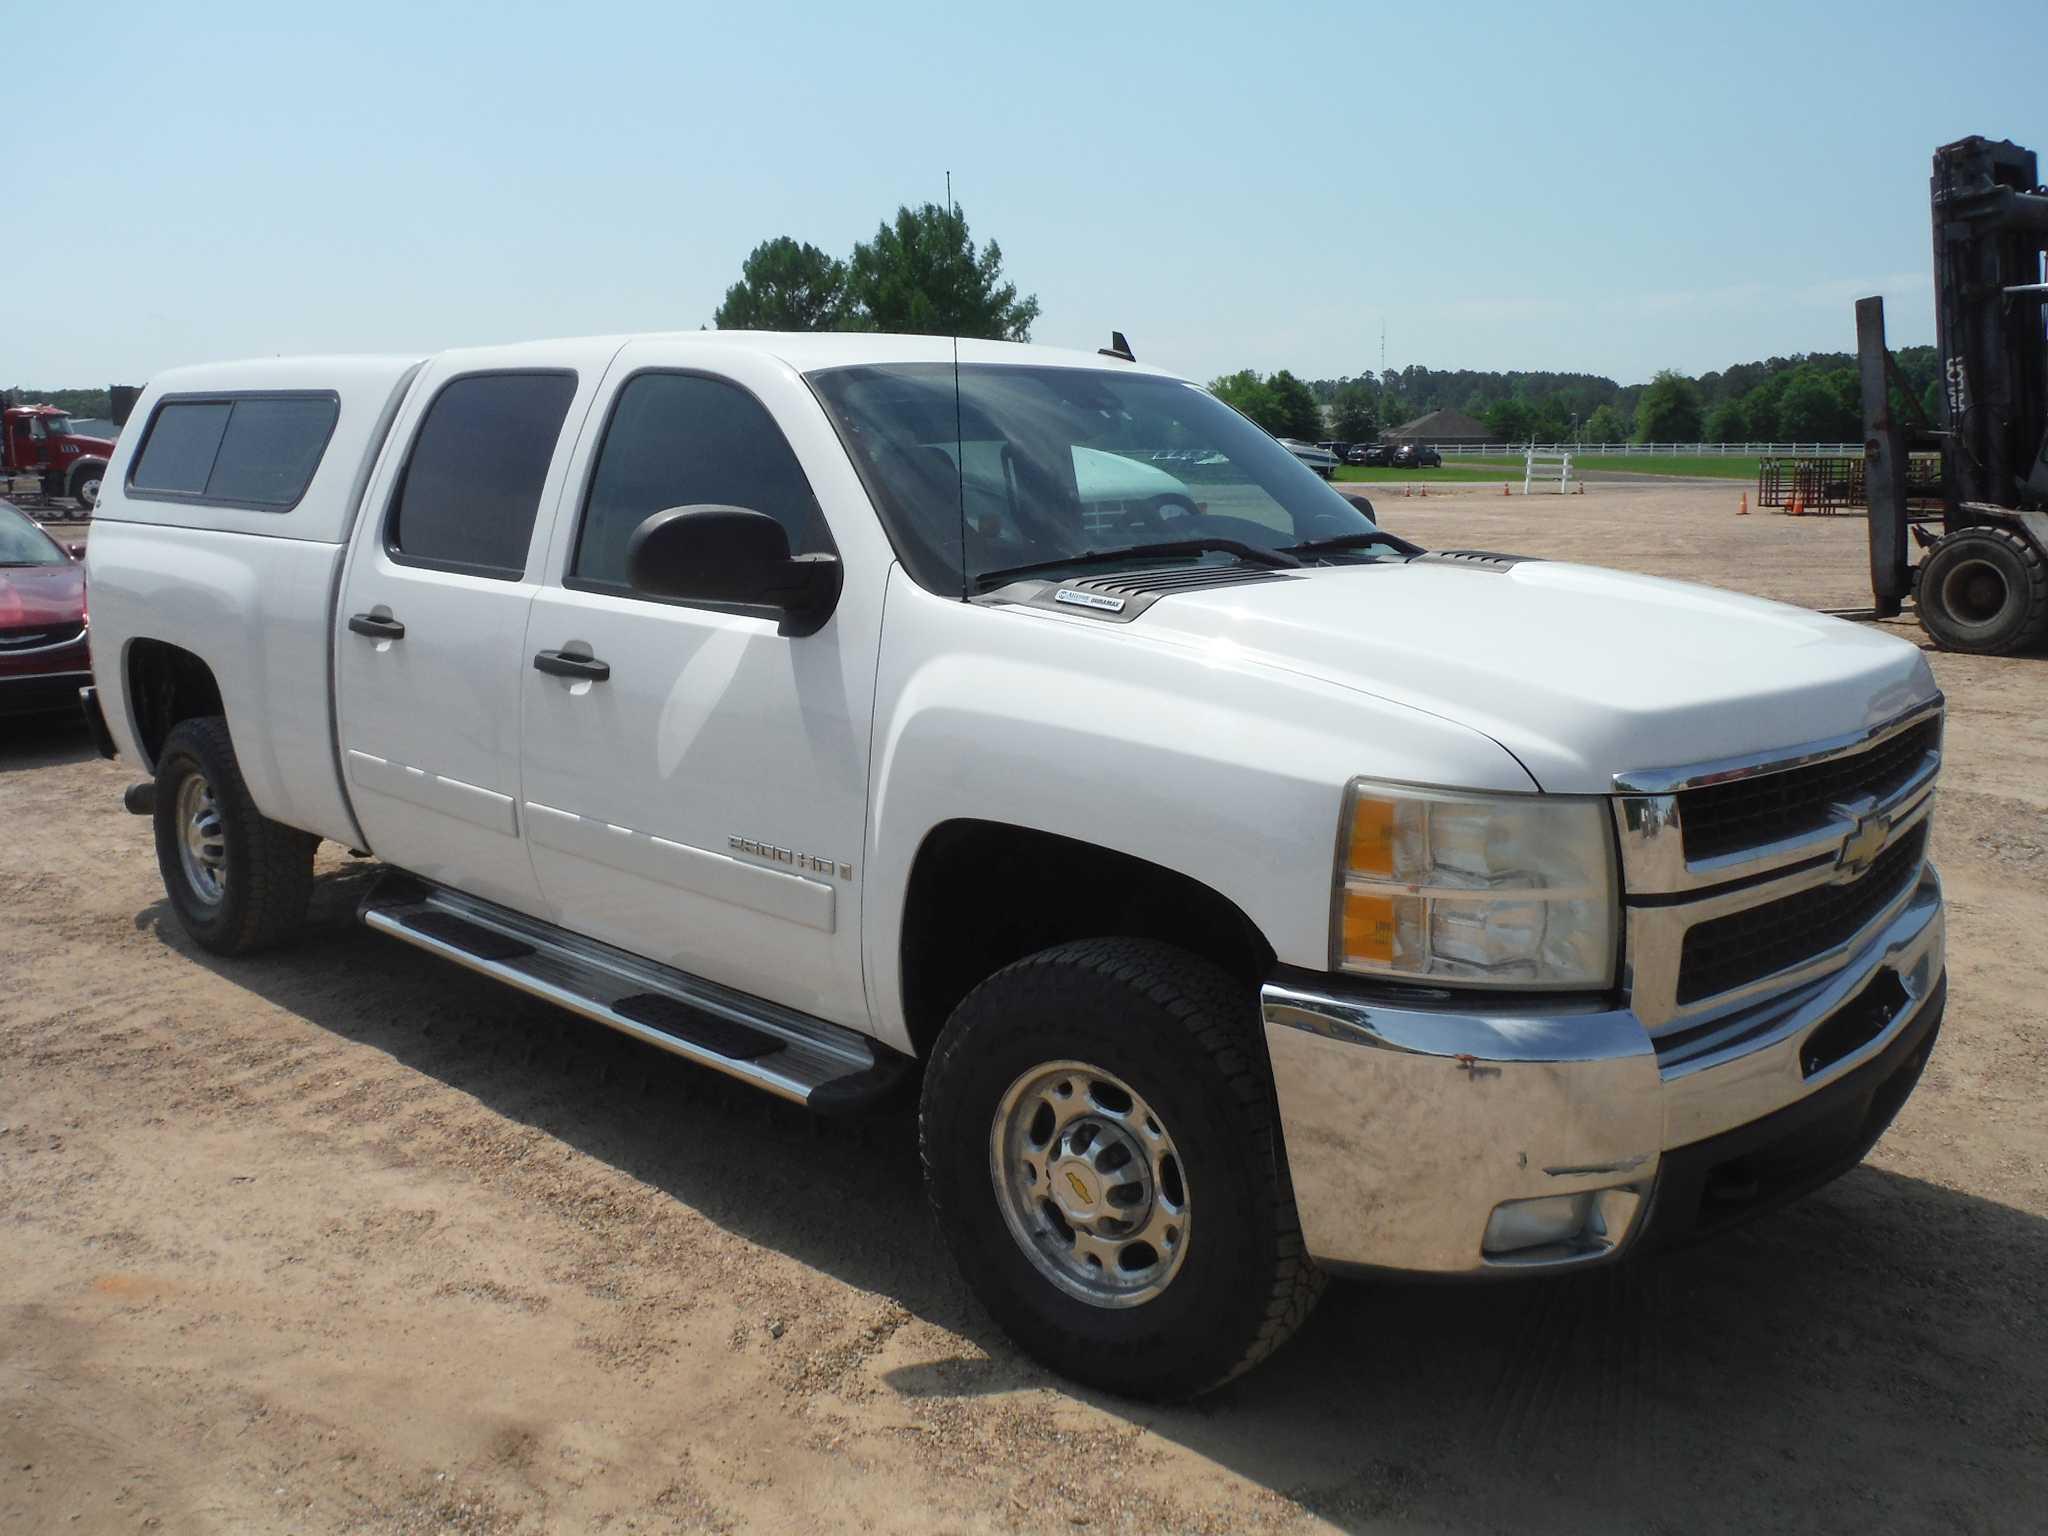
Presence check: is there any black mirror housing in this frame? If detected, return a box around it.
[625,505,840,635]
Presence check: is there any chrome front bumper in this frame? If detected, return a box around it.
[1263,865,1945,1275]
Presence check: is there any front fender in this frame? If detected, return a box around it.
[861,568,1534,1052]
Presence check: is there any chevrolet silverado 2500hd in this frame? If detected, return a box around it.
[82,333,1947,1398]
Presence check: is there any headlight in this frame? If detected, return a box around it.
[1333,781,1617,988]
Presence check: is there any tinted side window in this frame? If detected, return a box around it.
[131,401,232,494]
[129,395,339,508]
[388,373,577,578]
[571,372,829,590]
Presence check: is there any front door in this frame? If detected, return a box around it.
[335,367,584,914]
[517,361,878,1028]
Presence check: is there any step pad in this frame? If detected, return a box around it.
[400,910,535,961]
[610,993,786,1060]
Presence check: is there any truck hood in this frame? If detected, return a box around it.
[0,561,86,627]
[1110,558,1938,792]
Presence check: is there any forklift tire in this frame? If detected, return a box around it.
[1916,526,2048,655]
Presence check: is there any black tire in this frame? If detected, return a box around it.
[152,716,317,955]
[1916,525,2048,655]
[69,460,105,510]
[920,938,1322,1398]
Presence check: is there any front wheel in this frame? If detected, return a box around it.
[69,461,105,510]
[1915,525,2048,655]
[153,717,317,954]
[920,939,1321,1398]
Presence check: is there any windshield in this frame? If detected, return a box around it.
[807,363,1380,594]
[42,413,73,437]
[0,505,67,565]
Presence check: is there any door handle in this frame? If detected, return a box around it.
[348,613,406,640]
[533,649,610,682]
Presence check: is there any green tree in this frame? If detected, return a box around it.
[1484,397,1534,442]
[1583,403,1628,444]
[1775,369,1851,441]
[1267,370,1324,440]
[1703,397,1751,443]
[1210,370,1283,433]
[713,237,850,331]
[1331,382,1379,442]
[1634,370,1703,443]
[844,203,1039,340]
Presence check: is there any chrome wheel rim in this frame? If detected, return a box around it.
[990,1060,1190,1308]
[78,475,101,507]
[176,772,226,904]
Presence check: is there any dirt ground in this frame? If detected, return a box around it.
[4,482,2045,1535]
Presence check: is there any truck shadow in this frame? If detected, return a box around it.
[0,711,96,773]
[137,865,2045,1533]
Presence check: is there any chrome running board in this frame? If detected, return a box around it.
[359,879,906,1113]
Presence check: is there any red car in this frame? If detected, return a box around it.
[0,500,90,718]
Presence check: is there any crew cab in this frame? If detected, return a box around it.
[83,333,1948,1398]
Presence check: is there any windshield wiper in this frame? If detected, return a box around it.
[974,537,1301,591]
[1276,529,1422,558]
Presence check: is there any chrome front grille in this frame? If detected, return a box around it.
[1677,715,1941,861]
[1613,698,1942,1033]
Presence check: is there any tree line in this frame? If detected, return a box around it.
[2,387,114,417]
[1273,348,1942,445]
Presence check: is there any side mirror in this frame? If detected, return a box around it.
[626,505,841,636]
[67,542,86,560]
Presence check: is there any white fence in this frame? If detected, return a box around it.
[1432,442,1863,457]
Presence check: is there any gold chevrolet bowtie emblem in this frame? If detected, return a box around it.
[1835,810,1892,881]
[1064,1170,1092,1204]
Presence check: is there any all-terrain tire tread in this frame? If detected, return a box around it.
[1919,525,2048,655]
[920,936,1323,1395]
[158,717,317,953]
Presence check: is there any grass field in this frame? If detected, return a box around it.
[1453,454,1762,479]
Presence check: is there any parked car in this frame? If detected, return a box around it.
[1392,443,1442,468]
[1347,443,1391,466]
[85,332,1947,1400]
[1315,441,1351,463]
[1278,438,1340,478]
[0,499,90,716]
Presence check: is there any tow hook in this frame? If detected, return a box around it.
[123,781,156,816]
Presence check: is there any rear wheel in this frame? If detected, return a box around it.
[152,717,317,954]
[1916,525,2048,654]
[920,938,1321,1398]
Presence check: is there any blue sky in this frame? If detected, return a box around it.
[16,0,2044,388]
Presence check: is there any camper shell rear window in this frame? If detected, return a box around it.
[127,391,341,512]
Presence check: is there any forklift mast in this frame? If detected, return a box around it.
[1863,137,2048,631]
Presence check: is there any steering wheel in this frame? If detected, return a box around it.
[1120,492,1201,533]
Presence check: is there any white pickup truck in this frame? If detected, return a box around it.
[81,332,1948,1398]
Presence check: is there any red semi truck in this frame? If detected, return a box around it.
[3,404,115,509]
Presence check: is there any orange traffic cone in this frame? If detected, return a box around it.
[1789,493,1804,517]
[1501,480,1510,497]
[1738,491,1749,516]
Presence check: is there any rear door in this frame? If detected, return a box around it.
[335,352,606,913]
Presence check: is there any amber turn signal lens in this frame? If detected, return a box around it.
[1347,795,1396,877]
[1341,889,1397,965]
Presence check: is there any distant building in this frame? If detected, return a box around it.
[1387,408,1491,446]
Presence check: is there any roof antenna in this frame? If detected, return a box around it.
[1098,331,1135,362]
[948,170,968,602]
